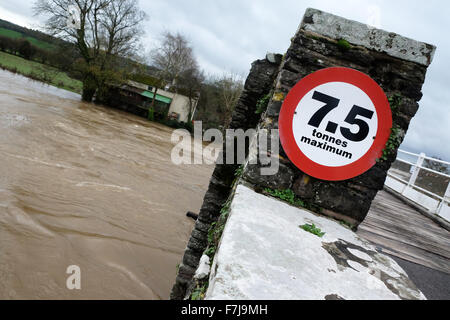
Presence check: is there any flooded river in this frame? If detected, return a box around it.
[0,70,214,299]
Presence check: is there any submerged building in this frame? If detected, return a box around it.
[108,80,198,123]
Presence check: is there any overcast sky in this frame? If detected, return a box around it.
[0,0,449,161]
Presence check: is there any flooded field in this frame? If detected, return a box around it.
[0,69,214,299]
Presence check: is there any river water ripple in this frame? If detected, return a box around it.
[0,70,214,299]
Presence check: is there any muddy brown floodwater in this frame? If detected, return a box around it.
[0,70,215,299]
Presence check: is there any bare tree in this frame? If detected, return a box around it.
[215,72,244,127]
[100,0,146,57]
[33,0,146,101]
[150,32,199,116]
[177,62,204,122]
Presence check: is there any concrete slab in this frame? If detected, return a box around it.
[301,8,435,66]
[205,185,425,300]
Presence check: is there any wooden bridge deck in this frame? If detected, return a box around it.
[357,190,450,274]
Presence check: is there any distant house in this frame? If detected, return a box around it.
[109,80,198,123]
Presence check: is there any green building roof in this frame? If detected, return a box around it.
[141,91,172,104]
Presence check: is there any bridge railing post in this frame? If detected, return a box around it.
[437,181,450,215]
[404,152,425,195]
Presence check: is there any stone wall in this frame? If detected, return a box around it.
[171,8,436,299]
[170,57,281,299]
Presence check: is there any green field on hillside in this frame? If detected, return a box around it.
[0,27,55,50]
[0,51,82,93]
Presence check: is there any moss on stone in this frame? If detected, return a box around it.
[299,223,326,237]
[273,92,285,102]
[337,39,351,51]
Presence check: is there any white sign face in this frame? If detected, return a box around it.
[279,67,391,181]
[292,82,378,167]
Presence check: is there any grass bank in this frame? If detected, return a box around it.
[0,51,82,94]
[0,27,55,50]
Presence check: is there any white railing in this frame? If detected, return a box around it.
[385,149,450,222]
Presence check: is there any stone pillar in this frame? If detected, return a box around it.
[242,8,435,226]
[170,56,281,299]
[171,8,436,299]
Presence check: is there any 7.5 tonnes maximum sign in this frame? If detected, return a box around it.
[279,67,392,181]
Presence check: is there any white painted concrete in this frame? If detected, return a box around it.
[194,255,211,280]
[301,8,435,66]
[205,184,425,300]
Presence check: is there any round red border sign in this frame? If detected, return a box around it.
[279,67,392,181]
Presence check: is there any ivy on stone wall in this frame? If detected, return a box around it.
[190,281,208,300]
[255,93,271,114]
[379,125,403,162]
[264,188,305,207]
[388,93,403,116]
[188,198,232,300]
[377,94,404,162]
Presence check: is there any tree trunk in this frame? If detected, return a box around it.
[81,72,97,102]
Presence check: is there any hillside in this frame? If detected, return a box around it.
[0,27,55,50]
[0,19,60,49]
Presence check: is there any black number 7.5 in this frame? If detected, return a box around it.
[340,105,374,142]
[307,91,339,127]
[307,91,374,142]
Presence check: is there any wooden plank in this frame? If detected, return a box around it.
[362,212,449,246]
[357,190,450,274]
[358,223,450,261]
[357,229,449,273]
[359,222,450,258]
[361,217,450,252]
